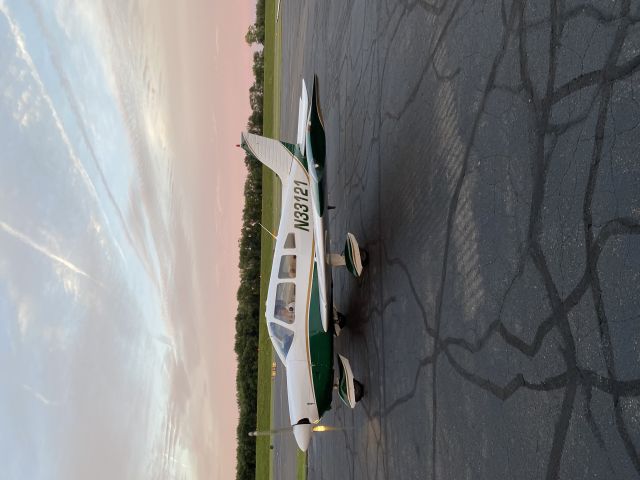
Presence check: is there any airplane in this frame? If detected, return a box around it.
[240,75,367,452]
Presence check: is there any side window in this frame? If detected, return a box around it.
[278,255,297,279]
[270,322,294,358]
[274,282,295,323]
[284,233,296,249]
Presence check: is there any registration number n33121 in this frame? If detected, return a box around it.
[293,180,310,232]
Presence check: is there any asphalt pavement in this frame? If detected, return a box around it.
[275,1,640,478]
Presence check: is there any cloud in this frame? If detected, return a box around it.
[11,83,40,128]
[0,1,250,478]
[0,3,98,200]
[0,1,127,264]
[0,221,91,279]
[16,299,31,338]
[22,384,60,407]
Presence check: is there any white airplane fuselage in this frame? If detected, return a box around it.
[240,75,346,451]
[268,155,334,427]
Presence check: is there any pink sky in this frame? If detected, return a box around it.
[156,1,254,477]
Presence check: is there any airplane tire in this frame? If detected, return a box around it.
[354,379,365,402]
[336,311,347,329]
[359,248,369,267]
[334,311,347,336]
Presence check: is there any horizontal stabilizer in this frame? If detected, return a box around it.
[241,132,294,182]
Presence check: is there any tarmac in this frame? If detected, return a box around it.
[275,1,640,478]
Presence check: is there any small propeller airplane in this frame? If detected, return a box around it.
[240,75,367,451]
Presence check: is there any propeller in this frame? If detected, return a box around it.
[248,425,345,436]
[248,425,296,437]
[249,423,348,451]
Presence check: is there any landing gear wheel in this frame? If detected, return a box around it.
[334,310,347,337]
[359,248,369,267]
[353,379,365,402]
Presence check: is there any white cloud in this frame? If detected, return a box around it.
[0,220,91,279]
[41,324,71,352]
[17,298,31,337]
[0,1,127,265]
[22,383,60,407]
[0,2,97,195]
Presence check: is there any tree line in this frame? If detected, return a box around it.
[235,1,265,479]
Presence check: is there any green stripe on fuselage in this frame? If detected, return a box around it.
[281,141,308,171]
[309,264,333,417]
[305,133,325,216]
[312,173,325,216]
[281,140,324,216]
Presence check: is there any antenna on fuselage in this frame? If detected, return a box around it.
[258,222,277,240]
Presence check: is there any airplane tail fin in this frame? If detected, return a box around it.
[240,131,294,182]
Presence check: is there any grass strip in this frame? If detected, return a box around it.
[296,451,308,480]
[255,0,281,479]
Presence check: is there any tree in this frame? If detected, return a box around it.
[235,1,267,477]
[245,23,264,45]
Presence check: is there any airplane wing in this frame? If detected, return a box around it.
[296,78,309,154]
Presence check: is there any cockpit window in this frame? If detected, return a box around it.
[274,282,295,323]
[270,322,294,358]
[284,233,296,249]
[278,255,297,279]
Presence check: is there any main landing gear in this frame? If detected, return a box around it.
[333,307,347,337]
[328,233,367,407]
[327,232,368,278]
[353,379,365,403]
[337,355,365,407]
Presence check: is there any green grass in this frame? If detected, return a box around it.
[255,1,281,480]
[297,451,308,480]
[254,176,275,480]
[257,1,307,478]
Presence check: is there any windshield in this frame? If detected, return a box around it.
[269,322,294,358]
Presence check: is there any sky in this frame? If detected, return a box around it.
[0,0,253,478]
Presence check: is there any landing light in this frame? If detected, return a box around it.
[312,425,343,433]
